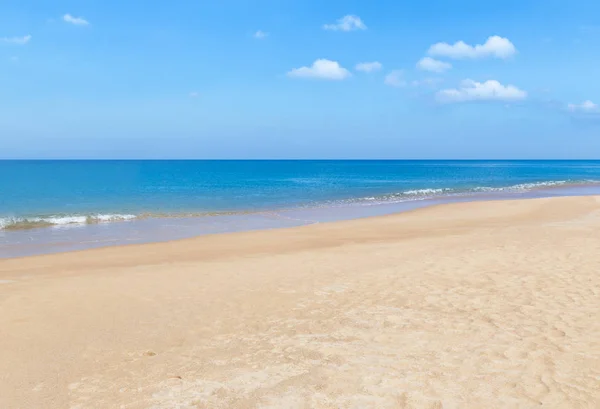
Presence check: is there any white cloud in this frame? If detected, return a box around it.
[287,59,351,80]
[428,36,516,59]
[384,70,406,87]
[63,14,90,26]
[355,61,382,73]
[254,30,268,39]
[436,79,527,103]
[416,57,452,73]
[567,100,600,113]
[323,15,366,32]
[189,91,199,98]
[0,35,32,45]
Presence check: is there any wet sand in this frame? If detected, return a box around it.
[1,196,599,408]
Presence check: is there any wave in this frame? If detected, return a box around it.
[2,179,597,231]
[402,180,578,196]
[401,188,454,195]
[400,180,585,196]
[0,214,137,231]
[471,180,572,192]
[346,180,597,206]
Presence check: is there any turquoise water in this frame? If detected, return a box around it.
[2,160,600,228]
[2,160,600,257]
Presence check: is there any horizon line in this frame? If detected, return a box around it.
[1,158,600,161]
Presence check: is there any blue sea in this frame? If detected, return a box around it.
[2,160,600,257]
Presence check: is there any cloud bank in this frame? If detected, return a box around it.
[428,36,516,59]
[384,70,406,87]
[63,14,90,26]
[436,79,526,103]
[287,59,351,80]
[323,15,366,32]
[568,100,600,114]
[0,35,31,45]
[416,57,452,73]
[254,30,268,39]
[355,61,382,73]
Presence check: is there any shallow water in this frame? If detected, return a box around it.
[2,183,600,258]
[4,160,600,228]
[3,160,600,258]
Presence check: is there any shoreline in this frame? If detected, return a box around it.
[2,181,600,259]
[2,179,597,230]
[1,195,599,408]
[0,192,598,265]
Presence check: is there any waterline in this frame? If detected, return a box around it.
[2,182,600,259]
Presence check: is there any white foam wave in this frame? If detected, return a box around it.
[349,179,595,206]
[402,188,451,195]
[401,180,581,197]
[472,180,570,192]
[93,214,137,222]
[0,214,137,230]
[41,216,88,225]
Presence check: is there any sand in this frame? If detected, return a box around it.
[1,196,600,409]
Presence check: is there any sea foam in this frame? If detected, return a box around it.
[0,214,137,231]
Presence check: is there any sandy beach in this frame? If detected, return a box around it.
[1,195,599,409]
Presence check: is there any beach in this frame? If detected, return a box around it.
[1,195,599,408]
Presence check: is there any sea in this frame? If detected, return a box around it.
[2,160,600,258]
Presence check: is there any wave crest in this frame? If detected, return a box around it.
[0,214,137,231]
[353,180,595,205]
[1,180,596,231]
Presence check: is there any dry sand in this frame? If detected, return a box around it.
[1,196,600,409]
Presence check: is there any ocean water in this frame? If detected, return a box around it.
[2,160,600,257]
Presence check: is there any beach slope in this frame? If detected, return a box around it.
[1,196,599,408]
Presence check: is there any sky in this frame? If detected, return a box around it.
[1,0,600,159]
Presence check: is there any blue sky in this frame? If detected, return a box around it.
[1,0,599,159]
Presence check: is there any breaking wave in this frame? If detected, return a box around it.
[1,180,596,231]
[343,180,595,205]
[0,214,137,231]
